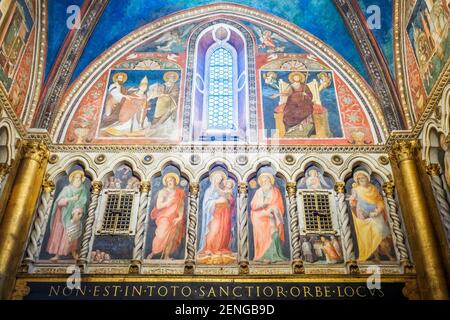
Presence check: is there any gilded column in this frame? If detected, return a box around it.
[238,182,249,274]
[286,182,304,274]
[0,141,49,299]
[78,181,103,265]
[131,181,151,271]
[391,140,448,299]
[185,182,199,274]
[23,178,56,266]
[426,164,450,244]
[382,180,412,270]
[334,182,358,274]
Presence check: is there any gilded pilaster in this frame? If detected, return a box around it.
[0,141,49,299]
[390,140,448,299]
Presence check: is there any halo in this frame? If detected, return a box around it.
[69,170,86,183]
[257,172,275,186]
[163,172,180,186]
[112,72,128,84]
[353,170,370,182]
[210,170,227,183]
[288,72,306,83]
[163,71,179,82]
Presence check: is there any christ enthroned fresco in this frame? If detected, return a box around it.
[262,70,343,140]
[97,69,181,140]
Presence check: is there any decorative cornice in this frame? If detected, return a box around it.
[36,0,110,129]
[333,0,404,131]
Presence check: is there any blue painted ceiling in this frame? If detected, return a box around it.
[45,0,395,84]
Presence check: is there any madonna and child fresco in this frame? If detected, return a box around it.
[249,167,290,263]
[99,70,180,139]
[348,170,396,262]
[40,166,91,262]
[146,166,188,260]
[197,167,238,265]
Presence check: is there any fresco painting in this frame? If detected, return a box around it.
[197,166,238,265]
[346,170,397,262]
[63,15,377,146]
[407,0,450,94]
[145,166,189,261]
[0,0,33,91]
[248,166,290,263]
[300,234,344,265]
[39,166,91,263]
[98,69,181,139]
[261,67,342,140]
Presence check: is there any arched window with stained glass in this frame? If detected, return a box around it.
[190,24,250,142]
[207,46,236,131]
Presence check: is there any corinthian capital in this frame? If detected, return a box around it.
[426,164,441,176]
[189,182,200,196]
[140,181,151,193]
[91,181,103,194]
[286,182,297,197]
[382,180,395,196]
[22,141,49,164]
[390,140,417,164]
[334,182,346,194]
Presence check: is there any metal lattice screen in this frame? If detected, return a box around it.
[300,190,333,233]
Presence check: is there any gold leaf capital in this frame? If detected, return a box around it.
[92,181,103,194]
[334,182,346,194]
[140,181,151,193]
[390,140,417,163]
[383,180,395,196]
[426,163,441,176]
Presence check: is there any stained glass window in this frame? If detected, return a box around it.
[207,47,235,130]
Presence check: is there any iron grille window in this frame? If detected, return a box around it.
[301,191,333,233]
[100,191,135,235]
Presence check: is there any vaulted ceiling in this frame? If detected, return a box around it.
[45,0,395,86]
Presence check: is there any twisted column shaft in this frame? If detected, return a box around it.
[238,183,249,273]
[78,181,103,264]
[334,182,355,261]
[185,183,199,271]
[383,181,410,262]
[24,180,55,263]
[132,182,151,263]
[427,164,450,244]
[287,183,304,274]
